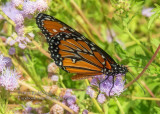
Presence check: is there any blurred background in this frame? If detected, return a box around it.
[0,0,160,113]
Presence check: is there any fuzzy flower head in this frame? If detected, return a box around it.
[86,86,96,98]
[142,8,154,17]
[51,75,59,82]
[35,0,48,12]
[0,68,20,91]
[23,1,36,15]
[9,47,16,55]
[69,104,79,113]
[99,75,125,96]
[62,89,79,113]
[88,74,125,103]
[51,104,64,114]
[11,0,23,7]
[83,109,89,114]
[22,0,48,15]
[3,57,12,68]
[2,2,24,26]
[0,55,10,72]
[97,93,106,104]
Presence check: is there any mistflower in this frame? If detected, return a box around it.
[35,0,48,12]
[82,109,88,114]
[86,86,96,98]
[19,42,26,49]
[48,62,58,73]
[51,104,64,114]
[63,89,73,99]
[87,74,125,103]
[69,104,79,113]
[11,0,23,7]
[3,57,12,67]
[0,68,20,91]
[62,89,80,113]
[142,8,154,17]
[51,75,59,82]
[66,96,76,106]
[15,36,31,49]
[24,107,32,114]
[6,37,16,46]
[0,55,8,72]
[14,13,24,26]
[23,1,36,15]
[9,47,16,55]
[15,25,24,36]
[97,93,106,104]
[100,76,125,96]
[2,2,24,26]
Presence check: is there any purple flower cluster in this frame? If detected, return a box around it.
[51,75,59,82]
[6,33,31,49]
[1,0,48,49]
[0,68,20,91]
[86,74,125,104]
[0,55,9,72]
[142,8,154,17]
[0,54,20,91]
[62,89,79,113]
[23,101,45,114]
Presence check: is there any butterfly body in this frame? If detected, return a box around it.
[36,13,128,80]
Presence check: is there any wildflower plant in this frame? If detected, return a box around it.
[0,0,160,114]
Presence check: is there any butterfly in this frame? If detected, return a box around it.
[36,13,128,81]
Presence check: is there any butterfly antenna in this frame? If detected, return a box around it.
[128,71,146,94]
[127,66,150,71]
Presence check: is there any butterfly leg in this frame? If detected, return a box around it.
[96,75,110,98]
[109,75,115,96]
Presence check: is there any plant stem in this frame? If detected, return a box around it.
[114,97,125,114]
[124,96,160,101]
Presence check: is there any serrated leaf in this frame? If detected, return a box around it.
[148,5,160,29]
[114,41,126,55]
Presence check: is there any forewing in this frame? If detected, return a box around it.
[36,13,116,80]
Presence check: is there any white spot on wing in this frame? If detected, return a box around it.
[53,29,57,32]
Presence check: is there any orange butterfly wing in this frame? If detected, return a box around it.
[36,13,116,80]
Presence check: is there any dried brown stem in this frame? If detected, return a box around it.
[125,45,160,88]
[18,80,75,114]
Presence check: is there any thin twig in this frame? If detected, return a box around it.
[125,45,160,88]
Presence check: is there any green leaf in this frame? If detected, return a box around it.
[114,41,126,56]
[148,4,160,29]
[154,107,160,113]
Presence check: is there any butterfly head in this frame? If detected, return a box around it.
[107,64,128,76]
